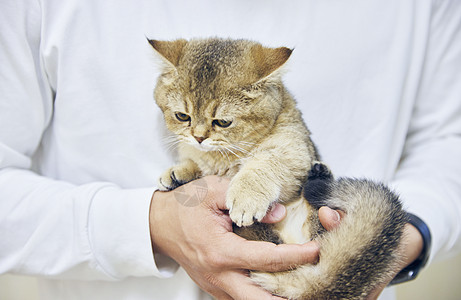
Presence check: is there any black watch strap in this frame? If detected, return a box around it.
[389,213,432,285]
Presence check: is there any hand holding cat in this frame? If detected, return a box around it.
[149,176,320,300]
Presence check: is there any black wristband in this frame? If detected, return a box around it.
[389,213,432,285]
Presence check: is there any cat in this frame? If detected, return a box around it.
[148,37,407,299]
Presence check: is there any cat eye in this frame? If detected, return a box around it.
[213,119,232,128]
[175,112,191,122]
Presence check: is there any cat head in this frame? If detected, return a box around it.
[149,37,292,153]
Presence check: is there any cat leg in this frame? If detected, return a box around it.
[226,148,301,227]
[227,145,313,226]
[226,166,282,227]
[158,159,201,191]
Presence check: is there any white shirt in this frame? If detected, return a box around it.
[1,0,460,299]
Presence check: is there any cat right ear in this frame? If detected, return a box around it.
[147,38,187,68]
[251,44,293,82]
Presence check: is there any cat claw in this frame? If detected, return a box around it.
[158,169,184,191]
[157,178,169,191]
[228,205,268,227]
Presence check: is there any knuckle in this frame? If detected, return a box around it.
[269,255,286,272]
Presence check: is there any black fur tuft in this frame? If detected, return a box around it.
[303,162,334,209]
[308,162,333,181]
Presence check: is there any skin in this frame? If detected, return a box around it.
[150,176,423,299]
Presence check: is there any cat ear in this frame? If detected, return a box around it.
[251,45,293,81]
[148,38,187,67]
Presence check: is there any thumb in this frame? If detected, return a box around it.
[260,204,287,223]
[318,206,343,231]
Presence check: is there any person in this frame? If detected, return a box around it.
[1,0,460,299]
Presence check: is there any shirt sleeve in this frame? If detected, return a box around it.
[391,0,461,262]
[0,0,176,280]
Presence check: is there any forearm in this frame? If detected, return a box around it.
[0,168,158,280]
[391,136,461,262]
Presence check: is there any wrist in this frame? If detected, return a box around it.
[149,190,170,257]
[390,213,431,285]
[149,190,182,277]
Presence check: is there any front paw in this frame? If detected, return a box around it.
[158,160,201,191]
[226,179,279,227]
[158,167,183,191]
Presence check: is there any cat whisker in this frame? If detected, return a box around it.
[236,141,258,152]
[230,144,252,156]
[164,140,181,152]
[224,146,242,159]
[227,144,254,159]
[162,135,187,153]
[238,141,257,146]
[217,148,228,161]
[161,136,179,144]
[219,147,231,162]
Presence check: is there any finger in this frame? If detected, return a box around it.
[221,234,320,272]
[318,206,344,231]
[198,282,233,300]
[260,204,287,223]
[219,270,282,300]
[182,268,233,300]
[198,176,230,209]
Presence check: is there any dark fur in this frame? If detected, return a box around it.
[301,164,408,299]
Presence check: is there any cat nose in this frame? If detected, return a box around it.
[194,136,207,144]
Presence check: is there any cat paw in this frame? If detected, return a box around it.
[227,198,271,227]
[158,165,198,191]
[308,161,333,181]
[226,179,278,227]
[158,167,184,191]
[158,160,201,191]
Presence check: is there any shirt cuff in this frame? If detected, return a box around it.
[88,185,179,279]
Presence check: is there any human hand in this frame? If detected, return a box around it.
[318,207,424,300]
[149,176,320,300]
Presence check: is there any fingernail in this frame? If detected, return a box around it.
[332,210,340,222]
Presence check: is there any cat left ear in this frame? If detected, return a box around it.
[251,44,293,81]
[148,38,187,67]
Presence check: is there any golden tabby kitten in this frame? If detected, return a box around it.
[151,38,318,226]
[149,37,406,299]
